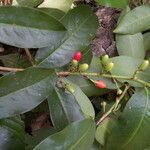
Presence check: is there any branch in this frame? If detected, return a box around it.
[0,66,24,72]
[96,85,130,126]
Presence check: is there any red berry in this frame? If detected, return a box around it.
[95,80,107,89]
[73,51,82,61]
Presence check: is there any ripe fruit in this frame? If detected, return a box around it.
[105,62,114,72]
[79,63,89,72]
[139,60,149,71]
[73,51,82,61]
[95,80,107,89]
[71,59,78,67]
[101,55,109,64]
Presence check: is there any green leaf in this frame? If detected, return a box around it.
[33,119,95,150]
[117,6,130,25]
[64,79,95,119]
[39,0,74,12]
[38,8,65,20]
[95,118,117,146]
[0,116,24,150]
[116,33,145,59]
[116,7,145,59]
[105,89,150,149]
[137,60,150,84]
[96,0,129,9]
[0,53,31,68]
[0,67,56,119]
[114,5,150,34]
[17,0,43,7]
[48,86,84,131]
[143,32,150,52]
[0,6,66,48]
[80,47,93,65]
[36,5,98,68]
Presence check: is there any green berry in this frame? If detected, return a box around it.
[105,62,114,72]
[117,89,122,95]
[66,84,75,93]
[101,55,109,65]
[139,60,149,71]
[79,63,89,72]
[71,59,78,67]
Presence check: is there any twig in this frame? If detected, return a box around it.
[24,48,34,65]
[0,66,24,72]
[96,85,130,126]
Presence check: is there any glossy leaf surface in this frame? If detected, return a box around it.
[36,6,98,68]
[0,67,56,119]
[114,5,150,34]
[0,6,66,48]
[34,119,95,150]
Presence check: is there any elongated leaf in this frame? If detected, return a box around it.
[17,0,43,7]
[0,67,56,119]
[36,6,98,68]
[116,7,145,59]
[114,5,150,34]
[95,118,117,146]
[39,0,74,12]
[106,89,150,149]
[116,33,145,59]
[143,32,150,51]
[0,6,66,48]
[38,8,65,20]
[96,0,129,9]
[34,119,95,150]
[0,116,24,150]
[48,86,84,130]
[64,79,95,118]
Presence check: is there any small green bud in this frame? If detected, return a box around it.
[71,59,78,67]
[66,84,75,93]
[105,62,114,72]
[139,60,149,71]
[117,89,122,95]
[79,63,89,72]
[101,55,109,64]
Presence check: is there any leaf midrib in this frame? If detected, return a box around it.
[38,13,93,65]
[119,9,150,32]
[67,122,93,150]
[0,75,51,98]
[0,22,64,32]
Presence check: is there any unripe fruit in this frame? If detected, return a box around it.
[66,84,75,93]
[139,60,149,71]
[71,59,78,67]
[79,63,89,72]
[73,51,82,61]
[95,80,107,89]
[117,89,122,95]
[105,62,114,72]
[101,55,109,64]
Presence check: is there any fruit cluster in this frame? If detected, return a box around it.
[71,52,107,89]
